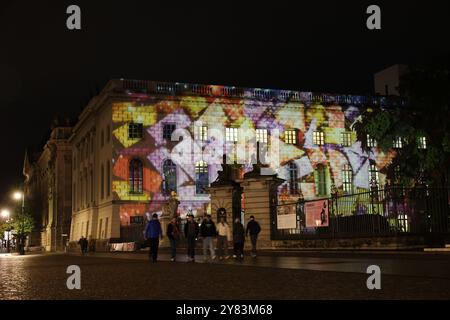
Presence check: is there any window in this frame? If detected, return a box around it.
[398,214,409,232]
[128,123,143,139]
[194,125,208,141]
[288,162,298,195]
[163,123,176,140]
[367,134,377,148]
[100,164,104,199]
[195,161,209,194]
[129,159,143,194]
[163,159,177,195]
[313,131,325,146]
[342,164,353,193]
[341,132,352,147]
[393,137,403,149]
[285,129,297,145]
[98,219,103,239]
[418,136,427,149]
[393,165,401,183]
[316,165,328,196]
[90,169,94,203]
[369,163,379,187]
[106,161,111,197]
[256,128,268,143]
[225,127,238,142]
[104,217,109,239]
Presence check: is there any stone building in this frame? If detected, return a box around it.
[23,121,72,251]
[69,79,406,249]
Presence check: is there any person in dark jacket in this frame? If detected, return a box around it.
[200,214,216,261]
[78,236,88,256]
[166,217,180,261]
[233,218,245,259]
[144,213,163,263]
[246,215,261,258]
[184,214,199,262]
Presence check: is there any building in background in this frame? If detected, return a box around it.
[374,64,409,96]
[69,79,405,247]
[23,119,72,251]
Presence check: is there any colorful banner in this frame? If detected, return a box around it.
[277,204,297,229]
[305,200,329,227]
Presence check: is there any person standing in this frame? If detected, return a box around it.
[232,218,245,259]
[200,214,216,261]
[246,215,261,258]
[216,216,231,260]
[184,213,199,262]
[167,217,180,261]
[78,236,88,256]
[144,213,163,263]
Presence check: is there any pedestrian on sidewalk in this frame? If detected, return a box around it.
[184,213,199,262]
[233,218,245,259]
[246,215,261,258]
[78,236,88,256]
[144,213,163,263]
[88,235,96,253]
[167,217,180,261]
[216,216,231,260]
[200,214,216,261]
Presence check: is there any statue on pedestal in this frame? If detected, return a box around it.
[162,191,180,219]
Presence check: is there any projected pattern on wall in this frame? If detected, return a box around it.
[112,95,394,225]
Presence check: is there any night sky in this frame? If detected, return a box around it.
[0,0,449,203]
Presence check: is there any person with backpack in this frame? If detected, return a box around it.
[246,215,261,258]
[167,217,180,261]
[184,213,199,262]
[200,214,216,261]
[144,213,163,263]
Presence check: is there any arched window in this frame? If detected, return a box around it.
[369,162,379,187]
[129,159,143,194]
[342,164,353,194]
[163,159,177,195]
[195,161,209,194]
[288,162,298,195]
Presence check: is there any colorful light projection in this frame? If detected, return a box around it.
[112,96,394,224]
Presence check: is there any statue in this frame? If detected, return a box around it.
[163,191,179,219]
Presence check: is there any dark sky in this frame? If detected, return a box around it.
[0,0,449,203]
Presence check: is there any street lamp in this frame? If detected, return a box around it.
[12,190,25,254]
[1,208,11,253]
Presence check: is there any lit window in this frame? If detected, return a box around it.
[398,214,409,232]
[256,129,268,143]
[367,134,377,148]
[341,132,352,147]
[316,165,328,196]
[393,137,403,149]
[163,159,177,195]
[342,164,353,193]
[163,123,176,140]
[225,127,238,142]
[313,131,325,146]
[288,162,298,195]
[195,161,209,194]
[129,123,143,139]
[129,159,143,194]
[194,125,208,141]
[418,136,427,149]
[369,163,379,186]
[285,129,297,145]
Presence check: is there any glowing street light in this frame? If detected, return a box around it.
[1,208,10,219]
[13,191,23,201]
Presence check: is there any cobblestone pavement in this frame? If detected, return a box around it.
[1,252,450,300]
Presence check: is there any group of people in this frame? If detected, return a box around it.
[144,213,261,263]
[77,236,96,255]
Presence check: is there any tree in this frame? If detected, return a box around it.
[353,56,450,187]
[10,206,35,255]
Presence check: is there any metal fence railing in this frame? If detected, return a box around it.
[271,186,450,242]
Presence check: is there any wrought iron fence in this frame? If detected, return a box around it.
[271,185,450,241]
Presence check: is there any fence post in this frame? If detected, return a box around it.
[330,183,338,236]
[370,177,379,234]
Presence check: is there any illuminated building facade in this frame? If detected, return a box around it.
[69,79,403,244]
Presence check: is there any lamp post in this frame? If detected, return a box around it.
[1,209,11,253]
[12,191,25,254]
